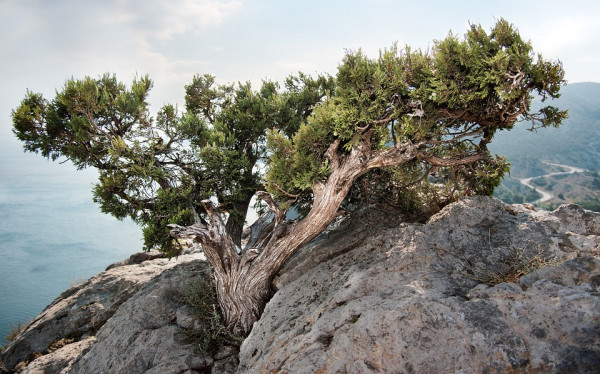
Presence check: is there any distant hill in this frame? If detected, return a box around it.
[490,82,600,210]
[490,82,600,175]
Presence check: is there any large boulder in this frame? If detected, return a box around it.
[7,251,240,374]
[238,197,600,373]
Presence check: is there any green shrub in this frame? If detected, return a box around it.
[578,200,600,212]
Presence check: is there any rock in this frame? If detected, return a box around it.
[175,305,197,330]
[238,197,600,373]
[22,337,95,374]
[274,206,406,290]
[214,345,238,360]
[211,355,239,374]
[3,197,600,373]
[105,250,165,270]
[68,258,214,374]
[0,253,205,372]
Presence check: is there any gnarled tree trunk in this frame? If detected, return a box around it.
[170,135,489,336]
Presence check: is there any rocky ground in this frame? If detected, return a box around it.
[1,196,599,373]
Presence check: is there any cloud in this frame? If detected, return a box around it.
[109,0,243,40]
[0,0,246,138]
[0,0,243,65]
[103,1,243,107]
[518,13,600,82]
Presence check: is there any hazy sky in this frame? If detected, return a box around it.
[1,0,599,142]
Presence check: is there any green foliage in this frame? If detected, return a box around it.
[13,19,566,252]
[13,72,332,251]
[266,104,335,196]
[344,165,432,217]
[12,74,153,168]
[139,189,196,255]
[470,156,511,196]
[180,276,243,353]
[531,177,547,187]
[266,19,565,209]
[577,200,600,212]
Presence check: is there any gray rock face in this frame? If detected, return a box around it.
[69,258,216,374]
[21,337,95,374]
[238,197,600,373]
[0,253,206,373]
[104,250,165,271]
[2,197,599,373]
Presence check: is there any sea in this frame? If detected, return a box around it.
[0,138,143,345]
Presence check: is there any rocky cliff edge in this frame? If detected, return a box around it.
[1,196,599,373]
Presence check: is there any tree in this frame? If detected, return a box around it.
[14,20,566,336]
[168,19,566,335]
[12,72,333,253]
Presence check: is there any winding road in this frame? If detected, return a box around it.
[518,162,586,204]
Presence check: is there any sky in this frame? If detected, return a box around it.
[1,0,600,141]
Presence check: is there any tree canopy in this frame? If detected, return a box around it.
[13,72,333,253]
[13,19,566,335]
[266,19,566,211]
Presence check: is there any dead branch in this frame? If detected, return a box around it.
[256,191,286,224]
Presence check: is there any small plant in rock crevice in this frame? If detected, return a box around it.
[465,245,565,287]
[179,273,244,354]
[47,337,76,353]
[4,321,28,345]
[483,247,565,286]
[437,234,567,288]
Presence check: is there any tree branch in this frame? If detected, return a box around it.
[366,141,418,170]
[373,113,394,126]
[324,137,342,168]
[416,149,489,166]
[168,221,210,242]
[256,191,285,224]
[169,199,240,272]
[272,182,300,199]
[242,212,275,252]
[391,164,436,189]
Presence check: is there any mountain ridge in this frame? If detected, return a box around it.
[491,82,600,208]
[490,82,600,172]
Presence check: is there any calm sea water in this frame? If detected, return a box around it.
[0,140,143,345]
